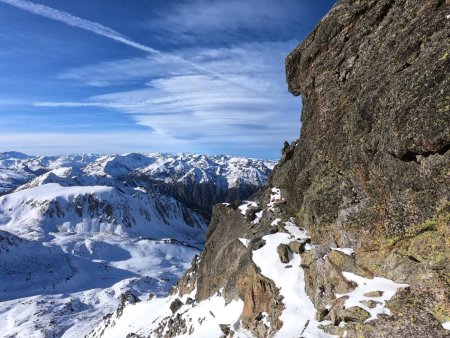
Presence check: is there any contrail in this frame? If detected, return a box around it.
[0,0,258,92]
[0,0,160,54]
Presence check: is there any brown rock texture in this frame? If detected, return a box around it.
[190,203,285,336]
[274,0,450,335]
[166,1,450,336]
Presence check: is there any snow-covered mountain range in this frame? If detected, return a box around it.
[0,151,274,338]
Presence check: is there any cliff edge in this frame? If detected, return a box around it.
[276,0,449,335]
[88,1,450,337]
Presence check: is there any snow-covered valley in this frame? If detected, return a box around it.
[0,151,274,338]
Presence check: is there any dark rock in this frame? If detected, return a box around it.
[300,250,314,268]
[311,244,330,260]
[116,291,140,318]
[327,296,365,325]
[276,243,291,263]
[246,207,262,222]
[125,334,142,338]
[277,0,450,334]
[363,290,383,297]
[250,238,266,251]
[280,141,297,165]
[174,255,200,297]
[361,299,381,309]
[219,323,230,335]
[342,306,371,323]
[169,298,183,314]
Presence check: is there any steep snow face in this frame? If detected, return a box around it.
[0,180,206,337]
[87,288,249,338]
[136,153,275,189]
[251,225,333,338]
[0,230,199,337]
[0,152,100,193]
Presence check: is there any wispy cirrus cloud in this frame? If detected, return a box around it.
[0,0,159,54]
[150,0,311,44]
[0,0,326,157]
[35,40,301,157]
[0,0,255,90]
[0,131,175,155]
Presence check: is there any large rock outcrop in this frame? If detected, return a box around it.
[194,0,450,335]
[274,0,449,335]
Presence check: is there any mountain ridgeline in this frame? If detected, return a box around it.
[88,0,449,337]
[0,152,274,221]
[0,152,274,337]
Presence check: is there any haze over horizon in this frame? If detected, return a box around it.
[0,0,335,159]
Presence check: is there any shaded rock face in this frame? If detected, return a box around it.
[145,179,263,220]
[273,0,450,335]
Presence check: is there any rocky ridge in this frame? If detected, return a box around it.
[88,0,449,337]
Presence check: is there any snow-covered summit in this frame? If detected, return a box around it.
[0,151,274,193]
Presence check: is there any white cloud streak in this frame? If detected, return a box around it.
[0,0,159,54]
[34,41,301,156]
[0,0,255,91]
[1,1,303,157]
[0,131,186,155]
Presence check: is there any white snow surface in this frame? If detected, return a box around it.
[267,187,283,210]
[336,272,409,321]
[252,210,264,224]
[331,247,355,256]
[238,200,258,215]
[88,288,253,338]
[239,238,251,248]
[5,182,112,201]
[0,231,199,338]
[0,152,275,195]
[0,183,206,242]
[442,321,450,330]
[252,224,333,338]
[271,218,281,226]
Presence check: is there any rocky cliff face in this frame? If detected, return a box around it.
[88,1,449,337]
[186,0,450,335]
[276,0,449,335]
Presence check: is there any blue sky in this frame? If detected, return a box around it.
[0,0,335,158]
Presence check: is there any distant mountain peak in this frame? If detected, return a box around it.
[0,151,31,160]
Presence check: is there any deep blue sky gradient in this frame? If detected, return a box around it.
[0,0,336,158]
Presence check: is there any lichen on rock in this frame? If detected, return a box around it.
[277,0,450,335]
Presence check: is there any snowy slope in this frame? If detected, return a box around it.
[0,151,274,338]
[0,181,206,337]
[0,230,199,338]
[0,152,274,193]
[88,189,412,338]
[0,183,205,243]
